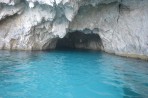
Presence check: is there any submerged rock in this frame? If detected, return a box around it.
[0,0,148,59]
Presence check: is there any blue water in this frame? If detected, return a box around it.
[0,50,148,98]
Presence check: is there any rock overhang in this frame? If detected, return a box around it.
[0,0,148,60]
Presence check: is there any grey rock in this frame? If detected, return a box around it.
[0,0,148,59]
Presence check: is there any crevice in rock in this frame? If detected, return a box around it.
[55,31,103,50]
[118,1,130,15]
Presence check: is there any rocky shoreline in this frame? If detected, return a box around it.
[0,0,148,60]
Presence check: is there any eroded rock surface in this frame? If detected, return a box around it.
[0,0,148,59]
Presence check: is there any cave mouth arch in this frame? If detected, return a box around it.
[55,31,103,51]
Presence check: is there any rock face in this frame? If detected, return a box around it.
[0,0,148,59]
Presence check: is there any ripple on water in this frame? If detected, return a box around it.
[0,50,148,98]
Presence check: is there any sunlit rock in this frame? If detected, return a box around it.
[0,0,148,59]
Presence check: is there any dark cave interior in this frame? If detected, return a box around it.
[55,31,103,50]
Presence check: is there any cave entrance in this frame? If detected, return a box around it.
[55,31,103,51]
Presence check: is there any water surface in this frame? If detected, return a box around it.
[0,50,148,98]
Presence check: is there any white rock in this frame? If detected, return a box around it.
[0,0,148,59]
[29,2,35,8]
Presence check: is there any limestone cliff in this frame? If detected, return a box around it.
[0,0,148,59]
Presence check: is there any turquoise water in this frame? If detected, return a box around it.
[0,50,148,98]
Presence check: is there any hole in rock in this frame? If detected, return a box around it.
[55,31,103,50]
